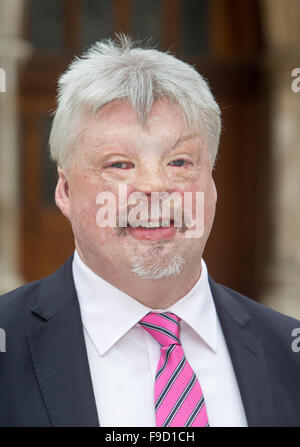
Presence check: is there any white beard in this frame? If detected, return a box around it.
[130,248,186,280]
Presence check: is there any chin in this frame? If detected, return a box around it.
[130,259,185,280]
[130,246,186,280]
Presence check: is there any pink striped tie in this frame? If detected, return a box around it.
[139,312,209,427]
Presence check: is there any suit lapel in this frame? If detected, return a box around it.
[27,256,99,427]
[209,277,276,427]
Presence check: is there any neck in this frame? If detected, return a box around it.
[76,248,202,309]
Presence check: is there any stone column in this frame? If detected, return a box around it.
[259,0,300,319]
[0,0,31,293]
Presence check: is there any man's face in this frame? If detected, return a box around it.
[56,98,217,279]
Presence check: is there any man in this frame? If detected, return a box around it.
[0,35,299,427]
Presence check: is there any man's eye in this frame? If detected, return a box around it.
[168,159,190,167]
[105,162,134,169]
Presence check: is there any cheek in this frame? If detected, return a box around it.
[71,201,116,248]
[175,180,216,226]
[67,173,131,247]
[68,179,105,237]
[70,198,98,236]
[170,163,204,186]
[69,178,97,215]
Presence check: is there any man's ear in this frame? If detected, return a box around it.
[55,167,70,219]
[212,178,218,204]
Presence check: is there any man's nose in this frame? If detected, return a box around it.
[134,165,171,194]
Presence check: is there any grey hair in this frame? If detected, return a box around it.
[49,34,221,168]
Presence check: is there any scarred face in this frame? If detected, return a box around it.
[55,98,217,281]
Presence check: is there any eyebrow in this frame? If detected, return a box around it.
[92,132,201,155]
[171,133,201,150]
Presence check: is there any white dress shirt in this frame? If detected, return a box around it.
[72,250,248,427]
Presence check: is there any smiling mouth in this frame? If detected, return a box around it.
[114,219,188,238]
[128,219,175,229]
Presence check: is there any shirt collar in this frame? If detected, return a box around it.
[72,250,218,356]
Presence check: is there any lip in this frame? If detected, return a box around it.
[127,222,177,241]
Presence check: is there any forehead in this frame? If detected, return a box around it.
[84,98,194,148]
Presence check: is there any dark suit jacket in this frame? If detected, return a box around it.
[0,255,300,427]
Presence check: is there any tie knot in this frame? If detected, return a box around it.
[139,312,181,347]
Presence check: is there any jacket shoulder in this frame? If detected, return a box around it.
[0,280,44,327]
[212,280,300,364]
[219,282,300,328]
[0,255,75,335]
